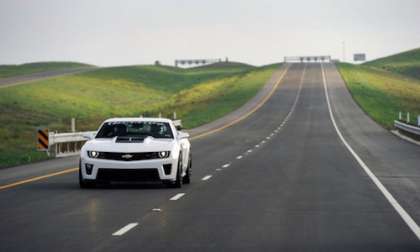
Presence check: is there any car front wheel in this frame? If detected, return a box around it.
[171,154,183,188]
[183,153,191,184]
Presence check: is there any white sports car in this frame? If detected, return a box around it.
[79,117,191,188]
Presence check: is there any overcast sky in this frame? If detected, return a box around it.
[0,0,419,66]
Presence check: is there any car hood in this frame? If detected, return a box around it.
[83,137,175,153]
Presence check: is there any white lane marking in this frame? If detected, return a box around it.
[243,65,307,164]
[236,155,243,160]
[112,223,138,236]
[216,168,222,171]
[321,63,420,240]
[257,65,305,154]
[222,163,231,168]
[152,208,162,212]
[202,175,212,181]
[170,193,185,201]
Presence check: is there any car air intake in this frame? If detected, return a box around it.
[163,164,172,175]
[96,168,160,181]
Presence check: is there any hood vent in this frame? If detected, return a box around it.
[115,136,145,143]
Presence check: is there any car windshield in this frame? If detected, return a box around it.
[95,121,173,139]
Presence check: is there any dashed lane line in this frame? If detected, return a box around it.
[201,175,212,181]
[112,223,138,236]
[169,193,186,201]
[222,163,231,168]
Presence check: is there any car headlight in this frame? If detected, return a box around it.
[87,151,100,158]
[158,151,170,159]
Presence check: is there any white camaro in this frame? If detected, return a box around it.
[79,117,191,188]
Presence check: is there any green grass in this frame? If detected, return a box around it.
[0,61,94,78]
[365,47,420,79]
[0,62,280,168]
[338,63,420,128]
[188,61,255,73]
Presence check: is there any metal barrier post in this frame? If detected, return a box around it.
[71,118,76,132]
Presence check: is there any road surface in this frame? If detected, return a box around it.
[1,63,420,251]
[0,67,97,88]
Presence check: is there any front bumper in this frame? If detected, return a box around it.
[80,157,178,182]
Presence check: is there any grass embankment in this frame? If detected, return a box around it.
[0,62,281,168]
[338,63,420,128]
[0,62,94,78]
[366,48,420,79]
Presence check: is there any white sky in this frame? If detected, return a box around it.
[0,0,419,66]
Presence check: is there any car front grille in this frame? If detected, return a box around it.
[97,152,160,161]
[96,168,160,181]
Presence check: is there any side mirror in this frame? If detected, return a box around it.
[177,131,189,140]
[82,132,96,140]
[173,120,183,131]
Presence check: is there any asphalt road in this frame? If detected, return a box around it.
[1,63,420,251]
[0,67,97,88]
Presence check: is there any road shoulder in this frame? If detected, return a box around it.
[325,63,420,225]
[0,67,97,88]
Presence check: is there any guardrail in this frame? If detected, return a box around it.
[48,131,96,157]
[394,112,420,141]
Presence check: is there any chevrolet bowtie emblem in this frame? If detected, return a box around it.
[122,154,133,159]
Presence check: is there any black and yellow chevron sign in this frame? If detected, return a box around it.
[37,128,49,151]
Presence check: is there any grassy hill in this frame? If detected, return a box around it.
[0,61,94,78]
[365,47,420,79]
[190,61,255,73]
[0,63,281,168]
[338,63,420,129]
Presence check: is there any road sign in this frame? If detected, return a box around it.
[37,128,49,151]
[174,58,221,67]
[284,56,331,63]
[353,53,366,62]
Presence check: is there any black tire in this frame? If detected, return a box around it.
[183,153,191,184]
[171,154,183,188]
[79,161,95,189]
